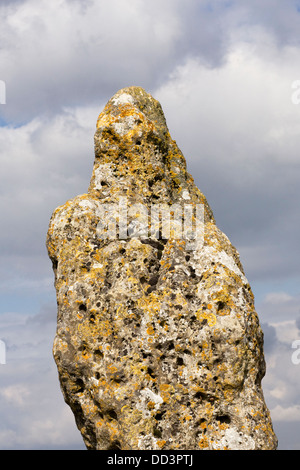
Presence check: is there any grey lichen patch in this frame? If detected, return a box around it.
[46,86,277,450]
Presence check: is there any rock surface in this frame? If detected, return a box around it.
[46,86,278,450]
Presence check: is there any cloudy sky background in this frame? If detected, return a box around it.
[0,0,300,449]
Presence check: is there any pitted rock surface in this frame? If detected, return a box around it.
[46,86,277,450]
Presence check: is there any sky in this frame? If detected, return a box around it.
[0,0,300,450]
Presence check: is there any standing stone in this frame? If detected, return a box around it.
[46,86,277,450]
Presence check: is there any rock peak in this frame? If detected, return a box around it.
[47,88,277,450]
[98,86,167,125]
[89,86,213,220]
[95,86,169,145]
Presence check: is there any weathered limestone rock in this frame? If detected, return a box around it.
[46,86,278,450]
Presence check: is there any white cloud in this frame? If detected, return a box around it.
[0,0,184,122]
[265,292,295,304]
[263,330,300,409]
[270,321,298,345]
[249,290,300,448]
[0,104,98,299]
[156,35,300,169]
[0,384,30,407]
[258,291,300,324]
[0,306,85,449]
[271,405,300,422]
[7,0,300,124]
[155,36,300,284]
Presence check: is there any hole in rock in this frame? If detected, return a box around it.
[52,259,58,270]
[195,418,207,435]
[147,367,156,378]
[79,303,87,312]
[153,427,162,438]
[216,415,231,424]
[79,343,88,353]
[183,349,192,355]
[197,418,207,425]
[175,304,183,310]
[189,266,196,278]
[107,440,121,450]
[146,285,156,294]
[107,409,118,421]
[155,410,166,421]
[112,372,125,383]
[94,349,104,359]
[141,238,165,251]
[176,357,184,366]
[217,301,226,311]
[148,258,159,270]
[149,273,160,284]
[194,391,206,400]
[185,294,193,300]
[75,378,85,393]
